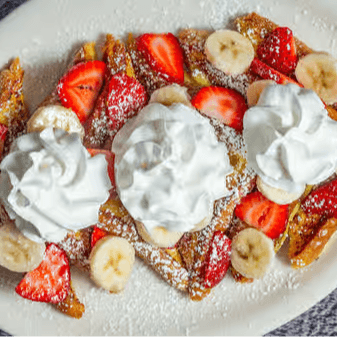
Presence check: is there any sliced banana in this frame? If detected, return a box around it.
[89,236,135,293]
[135,221,184,248]
[205,30,254,75]
[27,105,85,139]
[231,227,275,279]
[256,176,304,205]
[149,84,192,107]
[246,80,276,107]
[0,222,45,273]
[295,53,337,104]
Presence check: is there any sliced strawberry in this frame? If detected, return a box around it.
[250,58,300,85]
[87,148,115,188]
[107,73,147,133]
[58,61,106,123]
[203,231,231,288]
[136,33,184,83]
[257,27,297,74]
[302,178,337,217]
[91,225,109,248]
[0,123,8,157]
[235,191,289,240]
[15,243,70,304]
[191,86,247,131]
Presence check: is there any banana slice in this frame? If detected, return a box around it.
[295,53,337,104]
[246,80,276,107]
[89,236,135,293]
[0,222,46,273]
[149,84,192,107]
[256,176,304,205]
[27,105,85,139]
[135,221,184,248]
[231,227,275,279]
[205,30,254,75]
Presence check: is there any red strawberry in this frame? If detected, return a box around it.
[203,231,231,288]
[87,148,115,188]
[0,123,8,157]
[191,86,248,131]
[250,58,300,85]
[15,243,70,304]
[257,27,297,74]
[107,73,147,133]
[302,178,337,217]
[91,225,109,248]
[137,33,184,84]
[235,191,289,240]
[58,60,106,123]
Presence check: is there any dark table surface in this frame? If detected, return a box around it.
[1,0,337,335]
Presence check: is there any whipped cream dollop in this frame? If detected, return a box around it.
[112,103,233,233]
[0,128,111,242]
[243,84,337,194]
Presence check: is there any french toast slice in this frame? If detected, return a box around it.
[235,13,337,270]
[178,28,256,98]
[98,197,190,292]
[126,33,172,94]
[36,42,99,318]
[235,12,313,58]
[84,34,139,150]
[0,58,28,158]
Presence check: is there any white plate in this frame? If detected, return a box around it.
[1,0,337,335]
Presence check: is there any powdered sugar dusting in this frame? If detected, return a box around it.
[1,0,337,335]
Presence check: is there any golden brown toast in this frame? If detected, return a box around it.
[235,13,337,270]
[0,58,28,157]
[84,34,137,150]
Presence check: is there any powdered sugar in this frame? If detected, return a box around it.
[1,0,337,335]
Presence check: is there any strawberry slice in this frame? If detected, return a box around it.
[257,27,298,74]
[136,33,184,84]
[250,58,300,85]
[203,231,231,288]
[302,178,337,217]
[0,123,8,157]
[235,191,289,240]
[15,243,70,304]
[58,60,106,123]
[87,148,115,188]
[107,73,147,133]
[91,225,109,248]
[191,86,248,131]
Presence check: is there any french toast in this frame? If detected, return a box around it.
[1,10,337,321]
[0,58,28,158]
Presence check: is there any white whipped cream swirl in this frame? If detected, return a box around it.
[243,84,337,194]
[0,128,111,242]
[112,103,233,233]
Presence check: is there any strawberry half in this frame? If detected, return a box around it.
[191,86,248,131]
[302,178,337,217]
[235,191,289,240]
[58,60,106,124]
[257,27,297,74]
[15,243,70,304]
[107,73,147,133]
[91,225,109,248]
[250,58,300,85]
[203,231,231,288]
[136,33,184,84]
[0,123,8,157]
[87,148,115,188]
